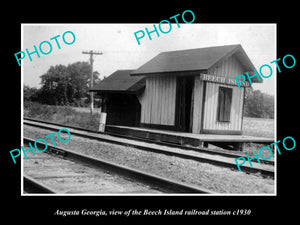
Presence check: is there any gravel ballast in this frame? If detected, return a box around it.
[24,150,162,194]
[24,125,275,194]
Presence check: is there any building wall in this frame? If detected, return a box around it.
[202,83,245,133]
[138,54,247,133]
[192,54,247,134]
[138,74,177,126]
[201,54,246,133]
[208,54,245,78]
[191,75,204,133]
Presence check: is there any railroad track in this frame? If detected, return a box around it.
[24,175,57,193]
[23,117,274,165]
[23,137,214,194]
[23,117,275,178]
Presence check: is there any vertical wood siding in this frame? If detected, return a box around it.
[202,82,244,131]
[140,75,176,125]
[209,54,245,78]
[200,54,246,132]
[139,54,246,132]
[191,75,204,133]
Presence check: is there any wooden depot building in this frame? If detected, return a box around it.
[91,44,261,136]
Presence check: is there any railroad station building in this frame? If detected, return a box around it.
[90,44,261,135]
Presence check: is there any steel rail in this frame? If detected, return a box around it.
[23,117,274,165]
[24,137,215,194]
[23,175,57,194]
[23,118,275,178]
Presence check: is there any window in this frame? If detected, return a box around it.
[217,87,232,122]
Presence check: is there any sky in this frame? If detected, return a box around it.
[22,23,276,94]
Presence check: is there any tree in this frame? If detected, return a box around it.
[37,62,100,105]
[39,64,69,105]
[244,88,274,119]
[24,85,39,101]
[65,62,91,102]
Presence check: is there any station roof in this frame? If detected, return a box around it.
[90,70,145,94]
[131,44,260,82]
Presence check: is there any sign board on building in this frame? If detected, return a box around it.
[200,73,250,87]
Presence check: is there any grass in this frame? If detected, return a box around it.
[242,117,275,138]
[24,101,101,131]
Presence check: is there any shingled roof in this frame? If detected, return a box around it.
[90,70,145,93]
[131,44,256,77]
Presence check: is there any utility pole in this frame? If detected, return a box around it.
[82,50,103,114]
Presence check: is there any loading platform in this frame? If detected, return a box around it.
[105,125,274,151]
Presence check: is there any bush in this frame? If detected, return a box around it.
[24,102,56,120]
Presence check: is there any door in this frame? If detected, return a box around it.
[175,76,194,132]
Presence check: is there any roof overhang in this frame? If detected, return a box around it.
[131,45,262,84]
[90,70,146,94]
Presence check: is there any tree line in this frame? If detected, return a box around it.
[24,62,274,119]
[243,88,274,119]
[24,61,102,106]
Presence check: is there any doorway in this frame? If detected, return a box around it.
[104,93,141,127]
[175,76,194,132]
